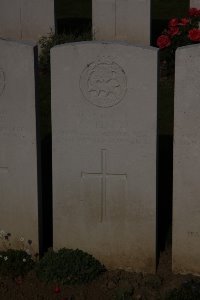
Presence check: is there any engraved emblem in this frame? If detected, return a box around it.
[0,69,5,97]
[80,58,127,108]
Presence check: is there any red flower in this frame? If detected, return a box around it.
[189,8,200,17]
[168,26,180,37]
[54,286,61,294]
[14,276,23,285]
[188,28,200,42]
[168,18,179,27]
[156,35,171,49]
[179,18,189,26]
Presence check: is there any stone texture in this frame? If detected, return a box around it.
[0,39,40,252]
[0,0,55,41]
[190,0,200,8]
[173,44,200,275]
[51,42,158,272]
[93,0,151,45]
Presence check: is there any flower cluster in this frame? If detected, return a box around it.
[156,8,200,75]
[157,8,200,50]
[157,8,200,49]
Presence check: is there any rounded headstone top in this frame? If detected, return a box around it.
[80,57,127,108]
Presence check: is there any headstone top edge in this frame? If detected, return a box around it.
[51,41,159,53]
[175,43,200,54]
[0,37,37,48]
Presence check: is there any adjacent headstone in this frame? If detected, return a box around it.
[51,42,158,272]
[0,39,40,252]
[173,44,200,275]
[0,0,55,41]
[93,0,151,45]
[190,0,200,8]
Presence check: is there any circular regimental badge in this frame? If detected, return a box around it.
[0,69,5,96]
[80,58,127,108]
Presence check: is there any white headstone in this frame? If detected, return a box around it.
[93,0,151,45]
[51,42,158,272]
[173,44,200,275]
[190,0,200,8]
[0,0,55,41]
[0,39,40,252]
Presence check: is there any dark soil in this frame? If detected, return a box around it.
[0,249,199,300]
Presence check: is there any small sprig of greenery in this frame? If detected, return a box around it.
[0,249,35,277]
[115,287,134,300]
[165,280,200,300]
[39,30,92,73]
[0,229,37,258]
[36,248,106,285]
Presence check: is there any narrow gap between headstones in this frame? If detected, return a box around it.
[39,62,53,254]
[152,0,189,269]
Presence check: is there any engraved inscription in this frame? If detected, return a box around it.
[58,131,151,146]
[81,149,127,222]
[80,58,127,108]
[188,232,200,238]
[0,69,5,97]
[0,127,28,140]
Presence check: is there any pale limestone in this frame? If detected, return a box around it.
[51,42,158,272]
[0,39,40,252]
[93,0,151,45]
[0,0,55,41]
[173,44,200,275]
[190,0,200,8]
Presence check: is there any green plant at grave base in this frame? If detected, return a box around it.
[0,249,35,277]
[114,287,134,300]
[0,230,38,258]
[0,230,38,277]
[35,248,106,284]
[165,280,200,300]
[156,7,200,75]
[39,30,92,73]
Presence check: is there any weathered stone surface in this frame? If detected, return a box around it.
[51,42,158,272]
[173,44,200,275]
[93,0,151,45]
[0,0,55,41]
[0,39,40,252]
[190,0,200,8]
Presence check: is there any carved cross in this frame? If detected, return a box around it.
[81,149,127,222]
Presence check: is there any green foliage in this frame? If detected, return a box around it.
[165,280,200,300]
[115,287,134,300]
[0,249,35,277]
[35,248,106,284]
[39,31,92,73]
